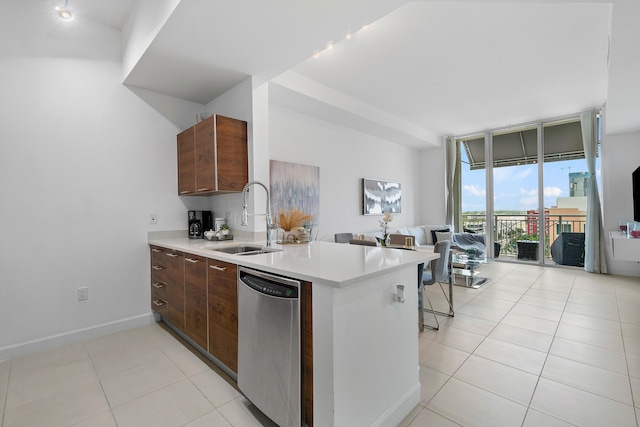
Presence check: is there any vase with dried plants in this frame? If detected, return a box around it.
[277,207,313,243]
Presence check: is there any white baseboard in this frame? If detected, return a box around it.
[372,382,421,427]
[0,313,155,362]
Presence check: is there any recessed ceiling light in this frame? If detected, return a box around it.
[55,0,75,22]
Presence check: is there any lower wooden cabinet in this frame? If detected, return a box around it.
[184,254,208,349]
[207,259,238,372]
[150,246,184,331]
[150,245,313,425]
[150,246,168,315]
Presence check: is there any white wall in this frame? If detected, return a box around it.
[0,8,190,359]
[268,105,426,242]
[602,130,640,276]
[418,145,447,225]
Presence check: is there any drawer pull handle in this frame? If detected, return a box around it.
[197,188,210,192]
[152,282,165,289]
[209,265,226,271]
[180,190,192,194]
[185,258,199,263]
[166,253,179,258]
[152,266,164,271]
[153,299,166,307]
[152,248,162,253]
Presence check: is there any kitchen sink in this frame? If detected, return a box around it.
[238,248,283,256]
[209,245,282,255]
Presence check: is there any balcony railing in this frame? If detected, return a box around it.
[462,213,586,260]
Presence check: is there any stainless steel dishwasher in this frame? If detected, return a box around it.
[237,266,301,427]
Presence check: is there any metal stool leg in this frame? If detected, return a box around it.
[423,291,439,330]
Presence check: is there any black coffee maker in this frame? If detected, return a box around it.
[188,210,213,239]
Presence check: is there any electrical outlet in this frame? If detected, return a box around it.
[77,287,88,301]
[150,213,158,224]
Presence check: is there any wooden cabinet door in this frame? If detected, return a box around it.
[207,259,238,372]
[184,254,208,349]
[177,127,196,195]
[215,115,248,192]
[195,117,216,194]
[165,250,185,332]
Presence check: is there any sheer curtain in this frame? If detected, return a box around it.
[581,111,608,274]
[445,138,462,231]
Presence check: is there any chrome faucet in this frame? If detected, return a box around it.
[241,181,276,247]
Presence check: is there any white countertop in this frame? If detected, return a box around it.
[148,237,436,287]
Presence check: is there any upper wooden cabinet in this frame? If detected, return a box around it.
[177,115,248,195]
[177,127,196,195]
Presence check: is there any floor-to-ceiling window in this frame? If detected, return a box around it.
[456,112,601,266]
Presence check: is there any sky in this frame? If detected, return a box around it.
[461,156,601,213]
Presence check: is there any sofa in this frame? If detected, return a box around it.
[357,224,500,257]
[402,225,498,256]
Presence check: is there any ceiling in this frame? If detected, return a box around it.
[41,0,136,30]
[80,0,640,149]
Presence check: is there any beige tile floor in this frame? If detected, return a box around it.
[403,262,640,427]
[1,263,639,426]
[0,322,277,427]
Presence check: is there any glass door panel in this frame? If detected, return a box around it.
[490,126,540,262]
[542,119,594,267]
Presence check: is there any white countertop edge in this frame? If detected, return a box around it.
[148,237,437,288]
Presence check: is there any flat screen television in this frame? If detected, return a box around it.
[634,165,640,221]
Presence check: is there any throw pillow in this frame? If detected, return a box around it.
[435,231,453,243]
[431,228,451,243]
[425,224,453,244]
[407,226,427,246]
[394,227,409,235]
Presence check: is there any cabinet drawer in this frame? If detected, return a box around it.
[150,246,166,265]
[151,263,167,284]
[151,279,167,299]
[151,295,168,316]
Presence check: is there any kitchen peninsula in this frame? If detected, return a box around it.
[148,235,437,427]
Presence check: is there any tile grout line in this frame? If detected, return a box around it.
[419,265,613,426]
[82,337,120,426]
[520,271,576,426]
[421,266,546,424]
[615,278,640,427]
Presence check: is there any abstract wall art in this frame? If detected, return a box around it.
[363,178,401,215]
[270,160,320,224]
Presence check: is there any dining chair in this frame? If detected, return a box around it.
[421,240,451,330]
[349,239,377,246]
[334,232,354,243]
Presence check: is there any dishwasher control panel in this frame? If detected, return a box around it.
[240,270,299,299]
